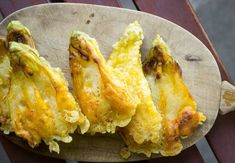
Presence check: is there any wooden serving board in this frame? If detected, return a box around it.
[0,3,222,162]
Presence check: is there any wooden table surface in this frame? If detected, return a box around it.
[0,0,233,163]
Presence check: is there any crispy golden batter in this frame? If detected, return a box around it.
[69,30,139,134]
[0,21,36,133]
[0,38,12,133]
[107,22,162,157]
[0,20,206,158]
[143,35,206,156]
[0,21,89,153]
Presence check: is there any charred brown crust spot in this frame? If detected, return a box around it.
[155,46,164,59]
[79,51,89,61]
[70,44,89,61]
[165,122,180,142]
[174,62,182,77]
[7,30,34,48]
[144,44,184,79]
[0,38,7,57]
[8,31,24,42]
[69,53,75,61]
[19,62,33,76]
[178,110,193,130]
[0,115,7,124]
[143,56,157,73]
[93,57,101,64]
[15,34,23,43]
[156,62,162,79]
[26,70,34,76]
[143,45,165,79]
[156,73,161,79]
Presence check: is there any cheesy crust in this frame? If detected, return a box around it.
[0,21,89,153]
[143,35,206,156]
[107,22,162,157]
[0,38,12,133]
[69,30,139,134]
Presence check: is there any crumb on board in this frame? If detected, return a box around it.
[120,147,131,159]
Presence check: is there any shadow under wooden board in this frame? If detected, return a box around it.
[0,3,222,162]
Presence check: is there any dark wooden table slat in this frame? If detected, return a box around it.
[206,113,235,163]
[150,146,204,163]
[0,135,66,163]
[64,0,122,7]
[0,0,48,17]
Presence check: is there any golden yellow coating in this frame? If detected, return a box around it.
[0,21,89,153]
[107,22,162,157]
[0,38,12,133]
[69,30,139,134]
[143,35,206,156]
[0,21,37,134]
[7,42,89,153]
[0,20,206,158]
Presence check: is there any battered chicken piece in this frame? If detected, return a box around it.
[69,31,139,134]
[0,38,12,133]
[7,42,89,153]
[107,22,162,157]
[143,35,206,156]
[0,21,89,153]
[0,21,35,133]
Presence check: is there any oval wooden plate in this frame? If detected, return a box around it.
[0,3,221,162]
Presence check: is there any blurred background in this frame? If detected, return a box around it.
[190,0,235,82]
[0,0,234,163]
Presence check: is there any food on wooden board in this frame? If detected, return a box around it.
[69,26,139,134]
[142,35,206,156]
[0,21,89,153]
[0,38,12,133]
[0,20,206,159]
[107,22,162,158]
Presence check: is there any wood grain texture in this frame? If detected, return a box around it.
[0,0,48,17]
[0,3,221,161]
[64,0,121,7]
[134,0,231,81]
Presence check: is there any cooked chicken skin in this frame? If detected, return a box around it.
[143,35,206,156]
[0,21,37,134]
[69,31,139,134]
[107,22,162,157]
[0,21,89,153]
[0,38,12,133]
